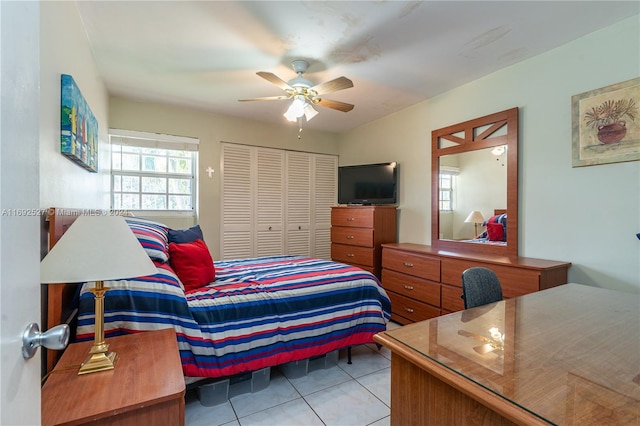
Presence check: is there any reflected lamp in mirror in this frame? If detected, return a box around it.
[40,215,157,375]
[464,210,485,237]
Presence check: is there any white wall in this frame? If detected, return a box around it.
[108,97,340,260]
[339,16,640,293]
[39,1,110,210]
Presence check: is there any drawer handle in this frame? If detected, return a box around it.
[403,262,414,268]
[346,235,354,239]
[346,217,355,221]
[403,285,414,290]
[347,253,355,257]
[404,307,414,313]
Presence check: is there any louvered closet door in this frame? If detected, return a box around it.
[221,143,253,259]
[313,155,337,260]
[285,152,311,256]
[221,143,337,260]
[256,148,285,256]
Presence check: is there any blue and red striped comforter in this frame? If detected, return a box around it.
[76,255,391,379]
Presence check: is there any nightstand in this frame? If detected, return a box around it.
[42,328,185,426]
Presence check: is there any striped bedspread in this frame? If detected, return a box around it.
[76,255,391,379]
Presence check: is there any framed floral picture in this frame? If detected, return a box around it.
[571,77,639,167]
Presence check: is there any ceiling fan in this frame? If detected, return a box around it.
[238,60,354,122]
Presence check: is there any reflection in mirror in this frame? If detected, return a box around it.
[431,107,518,257]
[439,148,507,241]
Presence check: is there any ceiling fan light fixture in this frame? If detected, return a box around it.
[303,103,318,121]
[284,95,306,122]
[244,60,354,124]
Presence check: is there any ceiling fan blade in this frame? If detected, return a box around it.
[315,98,355,112]
[311,76,353,95]
[256,71,293,91]
[238,95,291,102]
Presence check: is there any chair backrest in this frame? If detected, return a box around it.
[461,267,503,309]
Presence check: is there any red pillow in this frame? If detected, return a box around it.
[168,239,215,291]
[487,222,505,241]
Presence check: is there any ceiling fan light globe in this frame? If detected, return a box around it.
[304,103,318,121]
[283,108,299,122]
[284,96,306,122]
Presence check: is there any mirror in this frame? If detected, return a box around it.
[431,108,519,257]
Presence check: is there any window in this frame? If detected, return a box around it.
[439,166,459,212]
[439,174,454,211]
[110,130,198,213]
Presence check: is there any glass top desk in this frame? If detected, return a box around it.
[374,283,639,425]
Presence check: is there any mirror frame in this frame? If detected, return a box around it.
[431,107,519,257]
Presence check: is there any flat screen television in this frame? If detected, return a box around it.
[338,162,398,205]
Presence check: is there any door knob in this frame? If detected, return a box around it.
[21,323,70,359]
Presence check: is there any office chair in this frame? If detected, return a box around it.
[461,267,503,309]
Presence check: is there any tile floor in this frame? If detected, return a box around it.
[185,323,400,426]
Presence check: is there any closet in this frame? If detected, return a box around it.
[220,143,337,260]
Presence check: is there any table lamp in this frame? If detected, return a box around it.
[40,215,157,374]
[464,210,485,237]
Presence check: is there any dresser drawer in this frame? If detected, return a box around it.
[331,243,375,267]
[331,208,374,228]
[441,259,540,298]
[382,269,440,307]
[388,291,440,322]
[382,248,440,281]
[441,284,465,312]
[331,227,374,247]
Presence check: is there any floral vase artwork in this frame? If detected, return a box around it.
[597,121,627,144]
[584,98,636,145]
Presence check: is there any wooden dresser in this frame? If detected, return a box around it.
[42,329,185,426]
[331,205,397,279]
[382,242,571,324]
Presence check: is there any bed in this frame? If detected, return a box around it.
[463,209,508,246]
[44,208,391,381]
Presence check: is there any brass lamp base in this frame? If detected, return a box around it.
[78,280,118,375]
[78,349,118,375]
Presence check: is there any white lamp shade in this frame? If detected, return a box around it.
[40,215,157,284]
[283,96,306,122]
[464,210,485,224]
[303,103,318,121]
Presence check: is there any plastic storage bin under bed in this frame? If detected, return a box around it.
[196,350,340,406]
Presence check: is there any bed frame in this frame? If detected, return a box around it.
[43,208,83,375]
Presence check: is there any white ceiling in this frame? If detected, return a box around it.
[76,1,639,133]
